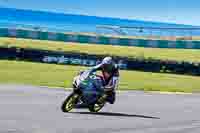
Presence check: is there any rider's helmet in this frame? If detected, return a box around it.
[101,57,115,74]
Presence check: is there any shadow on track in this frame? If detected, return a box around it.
[69,112,160,119]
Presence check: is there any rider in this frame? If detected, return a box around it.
[89,57,119,104]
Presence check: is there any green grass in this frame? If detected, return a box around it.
[1,37,200,63]
[1,60,200,93]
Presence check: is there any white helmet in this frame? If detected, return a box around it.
[102,57,113,65]
[101,57,115,73]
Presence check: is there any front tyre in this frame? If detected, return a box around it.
[61,92,79,112]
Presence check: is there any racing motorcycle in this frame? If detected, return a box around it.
[61,70,108,112]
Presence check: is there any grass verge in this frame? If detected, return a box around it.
[1,60,200,93]
[1,37,200,63]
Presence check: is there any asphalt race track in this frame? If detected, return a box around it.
[0,85,200,133]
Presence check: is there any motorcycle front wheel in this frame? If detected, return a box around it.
[61,92,79,112]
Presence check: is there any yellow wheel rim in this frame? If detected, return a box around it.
[65,95,76,111]
[93,103,104,112]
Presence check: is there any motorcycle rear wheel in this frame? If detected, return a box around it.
[88,102,105,112]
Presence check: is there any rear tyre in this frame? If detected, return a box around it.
[88,94,107,112]
[61,92,79,112]
[88,103,105,112]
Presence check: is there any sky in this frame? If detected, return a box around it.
[0,0,200,26]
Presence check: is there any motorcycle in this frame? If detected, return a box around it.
[61,70,107,112]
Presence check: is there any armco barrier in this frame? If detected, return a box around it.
[1,28,200,49]
[1,47,200,76]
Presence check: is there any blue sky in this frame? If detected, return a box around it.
[0,0,199,26]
